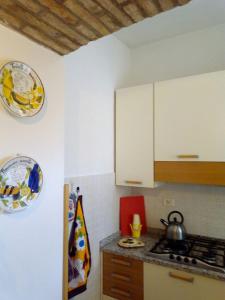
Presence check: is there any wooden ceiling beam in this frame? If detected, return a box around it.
[116,0,129,4]
[0,0,192,55]
[64,0,110,36]
[177,0,192,4]
[57,36,79,50]
[15,0,43,14]
[136,0,160,17]
[1,0,80,53]
[39,11,89,45]
[94,0,133,26]
[0,0,80,51]
[12,0,89,45]
[77,0,115,32]
[91,0,134,28]
[122,2,145,22]
[99,14,120,32]
[22,25,70,55]
[79,0,130,33]
[77,0,103,16]
[37,0,98,40]
[5,4,60,39]
[37,0,78,26]
[157,0,177,11]
[0,7,23,29]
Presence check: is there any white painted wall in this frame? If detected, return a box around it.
[128,23,225,239]
[64,21,225,300]
[64,35,130,177]
[128,23,225,85]
[0,25,64,300]
[64,35,131,300]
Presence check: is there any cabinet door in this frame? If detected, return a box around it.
[144,263,225,300]
[116,84,154,188]
[155,70,225,161]
[102,296,117,300]
[103,252,143,300]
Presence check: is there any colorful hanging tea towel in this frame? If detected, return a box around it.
[68,195,91,298]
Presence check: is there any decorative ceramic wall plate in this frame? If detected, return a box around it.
[0,156,43,213]
[0,61,45,117]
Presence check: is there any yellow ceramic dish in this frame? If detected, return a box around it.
[0,61,45,117]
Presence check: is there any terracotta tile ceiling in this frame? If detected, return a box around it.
[0,0,191,55]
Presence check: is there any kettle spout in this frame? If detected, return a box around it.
[160,219,168,227]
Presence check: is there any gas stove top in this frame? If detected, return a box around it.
[147,235,225,274]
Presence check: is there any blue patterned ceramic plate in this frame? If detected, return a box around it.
[0,156,43,213]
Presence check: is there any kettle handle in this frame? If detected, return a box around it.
[160,219,168,227]
[168,211,184,224]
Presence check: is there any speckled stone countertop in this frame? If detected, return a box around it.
[100,230,225,282]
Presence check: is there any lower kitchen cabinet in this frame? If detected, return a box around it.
[102,252,143,300]
[102,296,117,300]
[102,251,225,300]
[144,263,225,300]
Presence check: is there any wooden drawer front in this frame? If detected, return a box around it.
[104,278,143,300]
[103,252,142,271]
[103,252,143,300]
[155,161,225,186]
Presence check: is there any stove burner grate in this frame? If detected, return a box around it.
[148,235,225,273]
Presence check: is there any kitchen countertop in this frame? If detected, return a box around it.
[100,230,225,282]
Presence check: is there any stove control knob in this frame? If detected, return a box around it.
[176,256,181,262]
[169,254,175,260]
[184,257,189,263]
[192,259,197,265]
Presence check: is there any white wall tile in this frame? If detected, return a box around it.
[134,184,225,239]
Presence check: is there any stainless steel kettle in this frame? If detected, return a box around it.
[160,211,186,241]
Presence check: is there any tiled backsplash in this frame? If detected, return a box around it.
[134,184,225,239]
[65,173,130,300]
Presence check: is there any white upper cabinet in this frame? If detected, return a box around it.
[155,70,225,161]
[116,84,154,188]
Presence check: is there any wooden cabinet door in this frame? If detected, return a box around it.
[116,84,154,188]
[144,263,225,300]
[155,70,225,162]
[102,296,117,300]
[103,252,143,300]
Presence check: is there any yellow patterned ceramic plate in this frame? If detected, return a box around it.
[0,61,45,117]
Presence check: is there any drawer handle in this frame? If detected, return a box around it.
[111,287,131,298]
[177,155,199,159]
[169,271,194,283]
[125,180,142,185]
[111,258,131,267]
[111,272,131,282]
